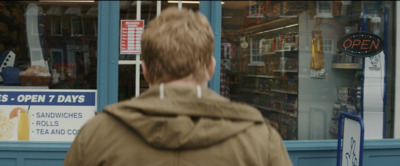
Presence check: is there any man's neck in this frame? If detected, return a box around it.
[165,79,208,88]
[149,79,208,88]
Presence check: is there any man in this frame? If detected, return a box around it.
[64,7,292,166]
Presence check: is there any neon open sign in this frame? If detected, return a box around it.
[338,32,384,57]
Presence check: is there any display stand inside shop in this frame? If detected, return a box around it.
[231,16,300,140]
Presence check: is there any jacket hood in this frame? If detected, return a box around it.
[104,84,264,150]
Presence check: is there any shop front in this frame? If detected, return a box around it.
[0,1,399,166]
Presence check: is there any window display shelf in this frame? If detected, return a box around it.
[232,10,300,140]
[241,88,273,96]
[331,63,362,69]
[228,81,240,85]
[0,85,49,89]
[241,88,296,96]
[275,49,299,53]
[247,62,265,67]
[253,91,272,96]
[251,104,297,118]
[239,17,298,35]
[271,89,298,95]
[239,88,255,93]
[261,49,299,56]
[244,74,279,79]
[273,69,298,73]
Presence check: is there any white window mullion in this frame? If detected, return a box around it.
[157,0,161,16]
[118,60,140,65]
[135,1,142,97]
[178,0,182,10]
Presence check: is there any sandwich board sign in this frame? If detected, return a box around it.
[337,112,364,166]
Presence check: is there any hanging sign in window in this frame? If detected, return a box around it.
[120,20,144,55]
[0,89,96,142]
[338,32,384,57]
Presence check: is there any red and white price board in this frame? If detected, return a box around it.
[120,20,144,54]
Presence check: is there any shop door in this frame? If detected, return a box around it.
[118,1,199,101]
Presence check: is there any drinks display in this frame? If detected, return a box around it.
[17,109,29,141]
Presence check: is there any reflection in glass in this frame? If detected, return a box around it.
[0,1,98,89]
[222,1,395,140]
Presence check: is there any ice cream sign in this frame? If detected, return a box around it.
[338,32,384,57]
[0,89,96,142]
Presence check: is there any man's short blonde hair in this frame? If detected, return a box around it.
[141,7,214,84]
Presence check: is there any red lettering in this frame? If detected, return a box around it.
[370,40,380,50]
[343,39,352,48]
[360,40,370,49]
[352,39,361,49]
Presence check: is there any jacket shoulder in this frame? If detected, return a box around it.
[64,112,127,166]
[257,121,293,166]
[78,112,117,136]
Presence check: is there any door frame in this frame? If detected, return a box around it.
[97,1,222,111]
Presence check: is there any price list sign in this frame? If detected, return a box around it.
[120,20,144,55]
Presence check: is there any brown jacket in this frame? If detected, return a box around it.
[64,85,292,166]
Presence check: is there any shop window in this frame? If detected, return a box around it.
[222,1,396,140]
[0,1,98,89]
[0,1,98,142]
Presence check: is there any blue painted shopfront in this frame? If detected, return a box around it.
[0,1,399,166]
[1,140,399,166]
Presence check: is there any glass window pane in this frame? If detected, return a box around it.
[118,1,199,101]
[221,1,395,140]
[0,1,98,142]
[0,1,98,89]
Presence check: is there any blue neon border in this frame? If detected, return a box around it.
[336,112,365,166]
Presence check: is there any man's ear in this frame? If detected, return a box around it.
[207,56,216,80]
[141,61,150,83]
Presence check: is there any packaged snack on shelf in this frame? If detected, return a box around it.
[332,102,341,116]
[338,86,349,103]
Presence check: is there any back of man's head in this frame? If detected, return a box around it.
[141,7,214,84]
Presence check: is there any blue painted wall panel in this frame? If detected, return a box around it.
[24,159,63,166]
[0,158,17,166]
[298,157,336,166]
[368,156,400,166]
[364,148,400,166]
[1,140,399,166]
